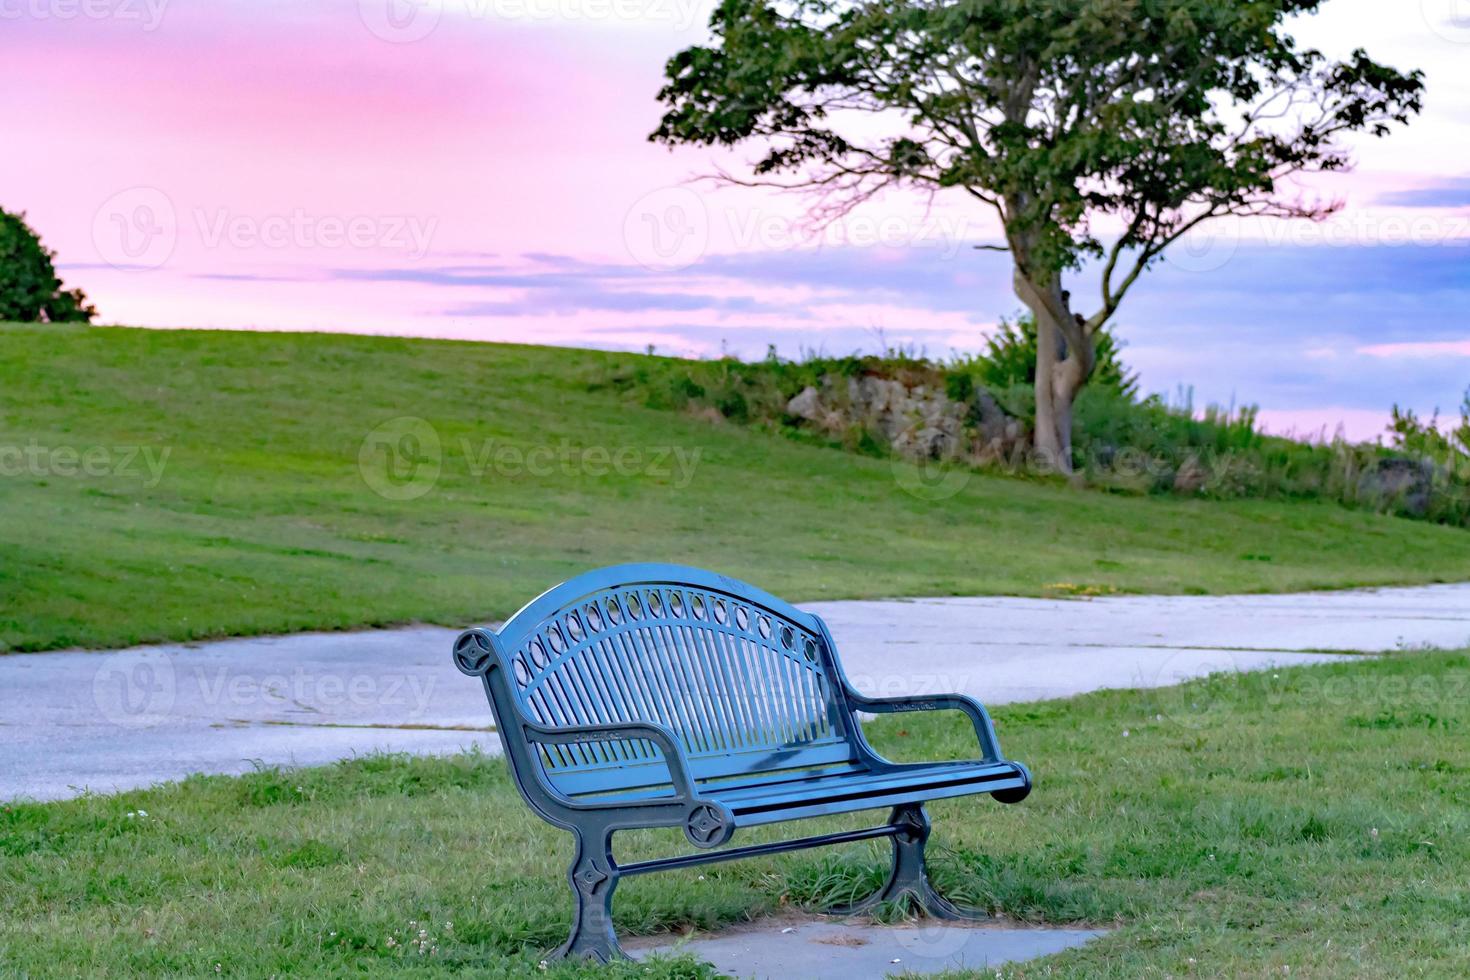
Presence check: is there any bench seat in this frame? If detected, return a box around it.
[707,759,1031,826]
[578,759,1030,826]
[453,563,1033,963]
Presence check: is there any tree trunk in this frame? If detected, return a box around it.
[1013,271,1092,474]
[1030,295,1066,467]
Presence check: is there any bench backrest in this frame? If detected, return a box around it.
[486,564,856,799]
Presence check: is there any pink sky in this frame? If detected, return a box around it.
[4,0,1469,440]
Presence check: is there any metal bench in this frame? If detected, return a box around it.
[452,563,1032,962]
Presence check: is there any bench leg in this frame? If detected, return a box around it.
[827,804,985,920]
[553,825,627,963]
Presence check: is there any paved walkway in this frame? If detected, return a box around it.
[4,584,1467,801]
[628,915,1107,978]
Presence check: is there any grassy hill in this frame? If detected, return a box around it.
[3,322,1468,654]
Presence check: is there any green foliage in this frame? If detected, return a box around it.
[1388,388,1470,477]
[1073,387,1262,462]
[1069,387,1470,524]
[653,0,1424,444]
[653,0,1423,280]
[0,209,95,324]
[606,346,1470,527]
[974,314,1137,398]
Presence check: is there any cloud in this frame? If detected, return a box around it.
[1359,340,1470,358]
[1375,177,1470,208]
[284,240,1470,427]
[335,257,804,317]
[191,272,305,283]
[444,291,787,317]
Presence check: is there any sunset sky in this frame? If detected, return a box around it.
[5,0,1469,439]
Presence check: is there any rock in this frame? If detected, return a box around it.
[1173,455,1208,494]
[893,425,958,460]
[847,376,913,441]
[973,388,1012,444]
[786,386,824,421]
[688,405,726,426]
[784,372,1028,465]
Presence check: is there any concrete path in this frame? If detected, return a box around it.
[4,583,1467,801]
[628,915,1107,978]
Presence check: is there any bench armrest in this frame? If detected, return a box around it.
[844,690,1004,763]
[523,718,699,804]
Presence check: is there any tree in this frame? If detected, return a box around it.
[0,209,97,324]
[651,0,1423,469]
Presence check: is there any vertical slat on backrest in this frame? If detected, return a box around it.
[692,621,739,750]
[753,627,789,744]
[649,618,706,751]
[500,577,849,795]
[655,621,702,748]
[734,630,778,746]
[710,626,757,748]
[584,635,641,762]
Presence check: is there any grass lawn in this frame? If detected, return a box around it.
[4,650,1468,976]
[3,323,1469,654]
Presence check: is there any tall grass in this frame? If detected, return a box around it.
[597,349,1470,528]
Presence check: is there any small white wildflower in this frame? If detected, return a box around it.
[1122,729,1130,737]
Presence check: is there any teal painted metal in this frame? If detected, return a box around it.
[453,563,1032,962]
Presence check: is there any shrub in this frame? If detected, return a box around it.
[594,345,1470,528]
[0,208,96,324]
[1388,389,1470,479]
[972,313,1138,399]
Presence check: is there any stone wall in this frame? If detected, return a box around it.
[785,374,1028,464]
